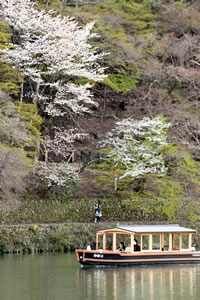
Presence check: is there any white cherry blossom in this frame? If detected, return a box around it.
[43,127,88,161]
[0,0,107,187]
[101,116,171,179]
[36,162,80,187]
[0,0,107,115]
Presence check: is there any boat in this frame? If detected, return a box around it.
[75,224,200,266]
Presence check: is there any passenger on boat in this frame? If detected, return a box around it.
[117,242,126,252]
[134,239,141,251]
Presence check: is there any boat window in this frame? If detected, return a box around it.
[116,234,122,249]
[106,234,113,250]
[164,233,169,250]
[182,234,189,249]
[125,235,131,249]
[152,235,160,250]
[134,235,141,247]
[142,235,149,250]
[98,235,103,249]
[173,233,180,250]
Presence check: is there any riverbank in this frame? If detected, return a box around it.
[0,222,200,254]
[0,197,199,254]
[0,223,113,254]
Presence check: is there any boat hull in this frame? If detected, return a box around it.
[75,249,200,266]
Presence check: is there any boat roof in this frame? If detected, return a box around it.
[97,224,196,235]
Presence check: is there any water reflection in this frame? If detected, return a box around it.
[0,254,200,300]
[79,264,199,300]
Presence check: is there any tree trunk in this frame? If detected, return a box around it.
[45,0,50,10]
[33,79,40,104]
[20,82,24,102]
[59,0,65,15]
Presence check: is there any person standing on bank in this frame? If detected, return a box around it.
[95,202,101,223]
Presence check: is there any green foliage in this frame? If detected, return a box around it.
[0,20,22,95]
[140,146,200,223]
[35,0,61,10]
[56,1,155,94]
[104,63,141,94]
[0,101,42,154]
[0,61,22,97]
[107,0,155,35]
[49,186,74,201]
[14,101,43,144]
[0,81,21,96]
[0,223,111,253]
[92,143,200,225]
[0,20,11,49]
[34,1,156,96]
[3,199,96,223]
[142,176,200,224]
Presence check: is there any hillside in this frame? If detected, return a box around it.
[0,0,200,226]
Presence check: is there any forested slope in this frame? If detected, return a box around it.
[0,0,200,226]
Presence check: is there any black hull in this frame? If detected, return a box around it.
[80,260,200,267]
[76,249,200,267]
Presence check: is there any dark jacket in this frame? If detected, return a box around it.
[134,244,141,251]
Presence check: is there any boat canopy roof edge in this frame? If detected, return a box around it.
[97,224,197,235]
[97,228,133,235]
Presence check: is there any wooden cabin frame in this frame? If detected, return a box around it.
[96,225,196,253]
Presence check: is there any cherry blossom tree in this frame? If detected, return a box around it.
[36,162,80,187]
[0,0,107,188]
[101,116,171,180]
[42,127,88,162]
[35,127,88,188]
[0,0,106,115]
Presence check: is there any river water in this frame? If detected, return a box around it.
[0,253,200,300]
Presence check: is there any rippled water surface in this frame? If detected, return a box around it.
[0,253,200,300]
